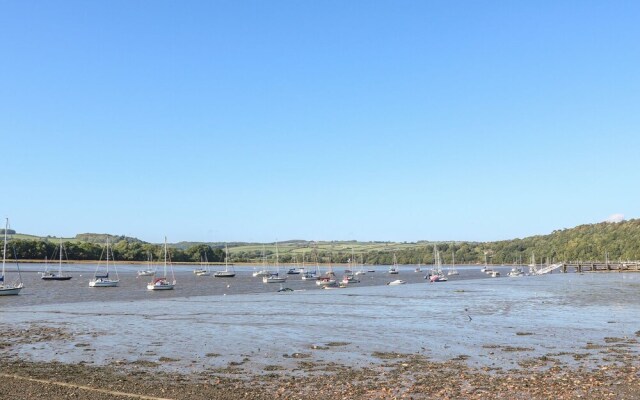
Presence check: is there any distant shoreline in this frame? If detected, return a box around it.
[13,259,511,266]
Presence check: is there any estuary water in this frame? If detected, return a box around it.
[2,263,494,307]
[1,267,639,374]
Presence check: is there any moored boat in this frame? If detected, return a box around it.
[263,242,286,283]
[0,218,24,296]
[147,237,176,290]
[89,238,119,287]
[214,245,236,278]
[41,239,72,281]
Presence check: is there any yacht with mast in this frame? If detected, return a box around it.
[0,218,24,296]
[89,238,120,287]
[147,237,176,290]
[41,239,72,281]
[214,244,236,277]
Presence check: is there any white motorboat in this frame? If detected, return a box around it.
[387,279,406,285]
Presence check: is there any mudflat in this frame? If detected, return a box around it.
[1,272,639,399]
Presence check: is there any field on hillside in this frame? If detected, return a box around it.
[226,241,431,257]
[11,233,79,243]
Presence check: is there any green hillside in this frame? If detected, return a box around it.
[5,219,640,264]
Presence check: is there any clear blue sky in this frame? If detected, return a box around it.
[2,1,639,243]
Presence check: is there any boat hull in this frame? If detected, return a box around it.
[41,276,72,281]
[263,276,287,283]
[89,279,119,287]
[0,285,23,296]
[214,272,236,278]
[147,284,174,290]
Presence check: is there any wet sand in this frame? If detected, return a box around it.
[1,272,639,398]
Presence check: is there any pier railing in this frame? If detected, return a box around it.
[535,261,640,274]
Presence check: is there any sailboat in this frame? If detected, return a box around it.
[447,248,459,276]
[89,238,119,287]
[429,247,448,282]
[263,242,286,283]
[137,252,156,276]
[483,252,500,277]
[301,247,319,281]
[354,254,366,276]
[214,244,236,277]
[147,237,176,290]
[194,253,211,276]
[316,254,337,286]
[0,218,24,296]
[508,255,524,277]
[414,260,422,273]
[388,253,399,274]
[252,246,271,277]
[287,255,304,275]
[41,239,72,280]
[527,252,537,275]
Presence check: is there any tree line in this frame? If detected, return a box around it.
[5,239,226,263]
[4,219,640,264]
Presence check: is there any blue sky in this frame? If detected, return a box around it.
[2,1,639,243]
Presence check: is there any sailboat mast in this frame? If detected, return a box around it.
[106,237,110,272]
[59,238,63,275]
[164,236,168,277]
[225,244,229,272]
[275,242,279,274]
[2,218,7,277]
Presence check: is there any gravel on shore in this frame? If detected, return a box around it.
[1,337,639,400]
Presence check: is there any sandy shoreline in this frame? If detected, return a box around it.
[1,338,639,399]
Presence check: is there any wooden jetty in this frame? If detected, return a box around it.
[557,261,640,273]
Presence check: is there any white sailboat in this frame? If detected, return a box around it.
[0,218,24,296]
[483,253,500,276]
[137,252,156,276]
[388,253,399,274]
[147,237,176,290]
[301,248,319,281]
[89,238,120,287]
[354,254,366,276]
[429,246,448,282]
[41,239,72,281]
[253,246,271,277]
[194,253,211,276]
[447,248,459,276]
[508,255,524,277]
[316,254,337,286]
[263,242,286,283]
[341,249,359,284]
[527,252,537,275]
[214,244,236,277]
